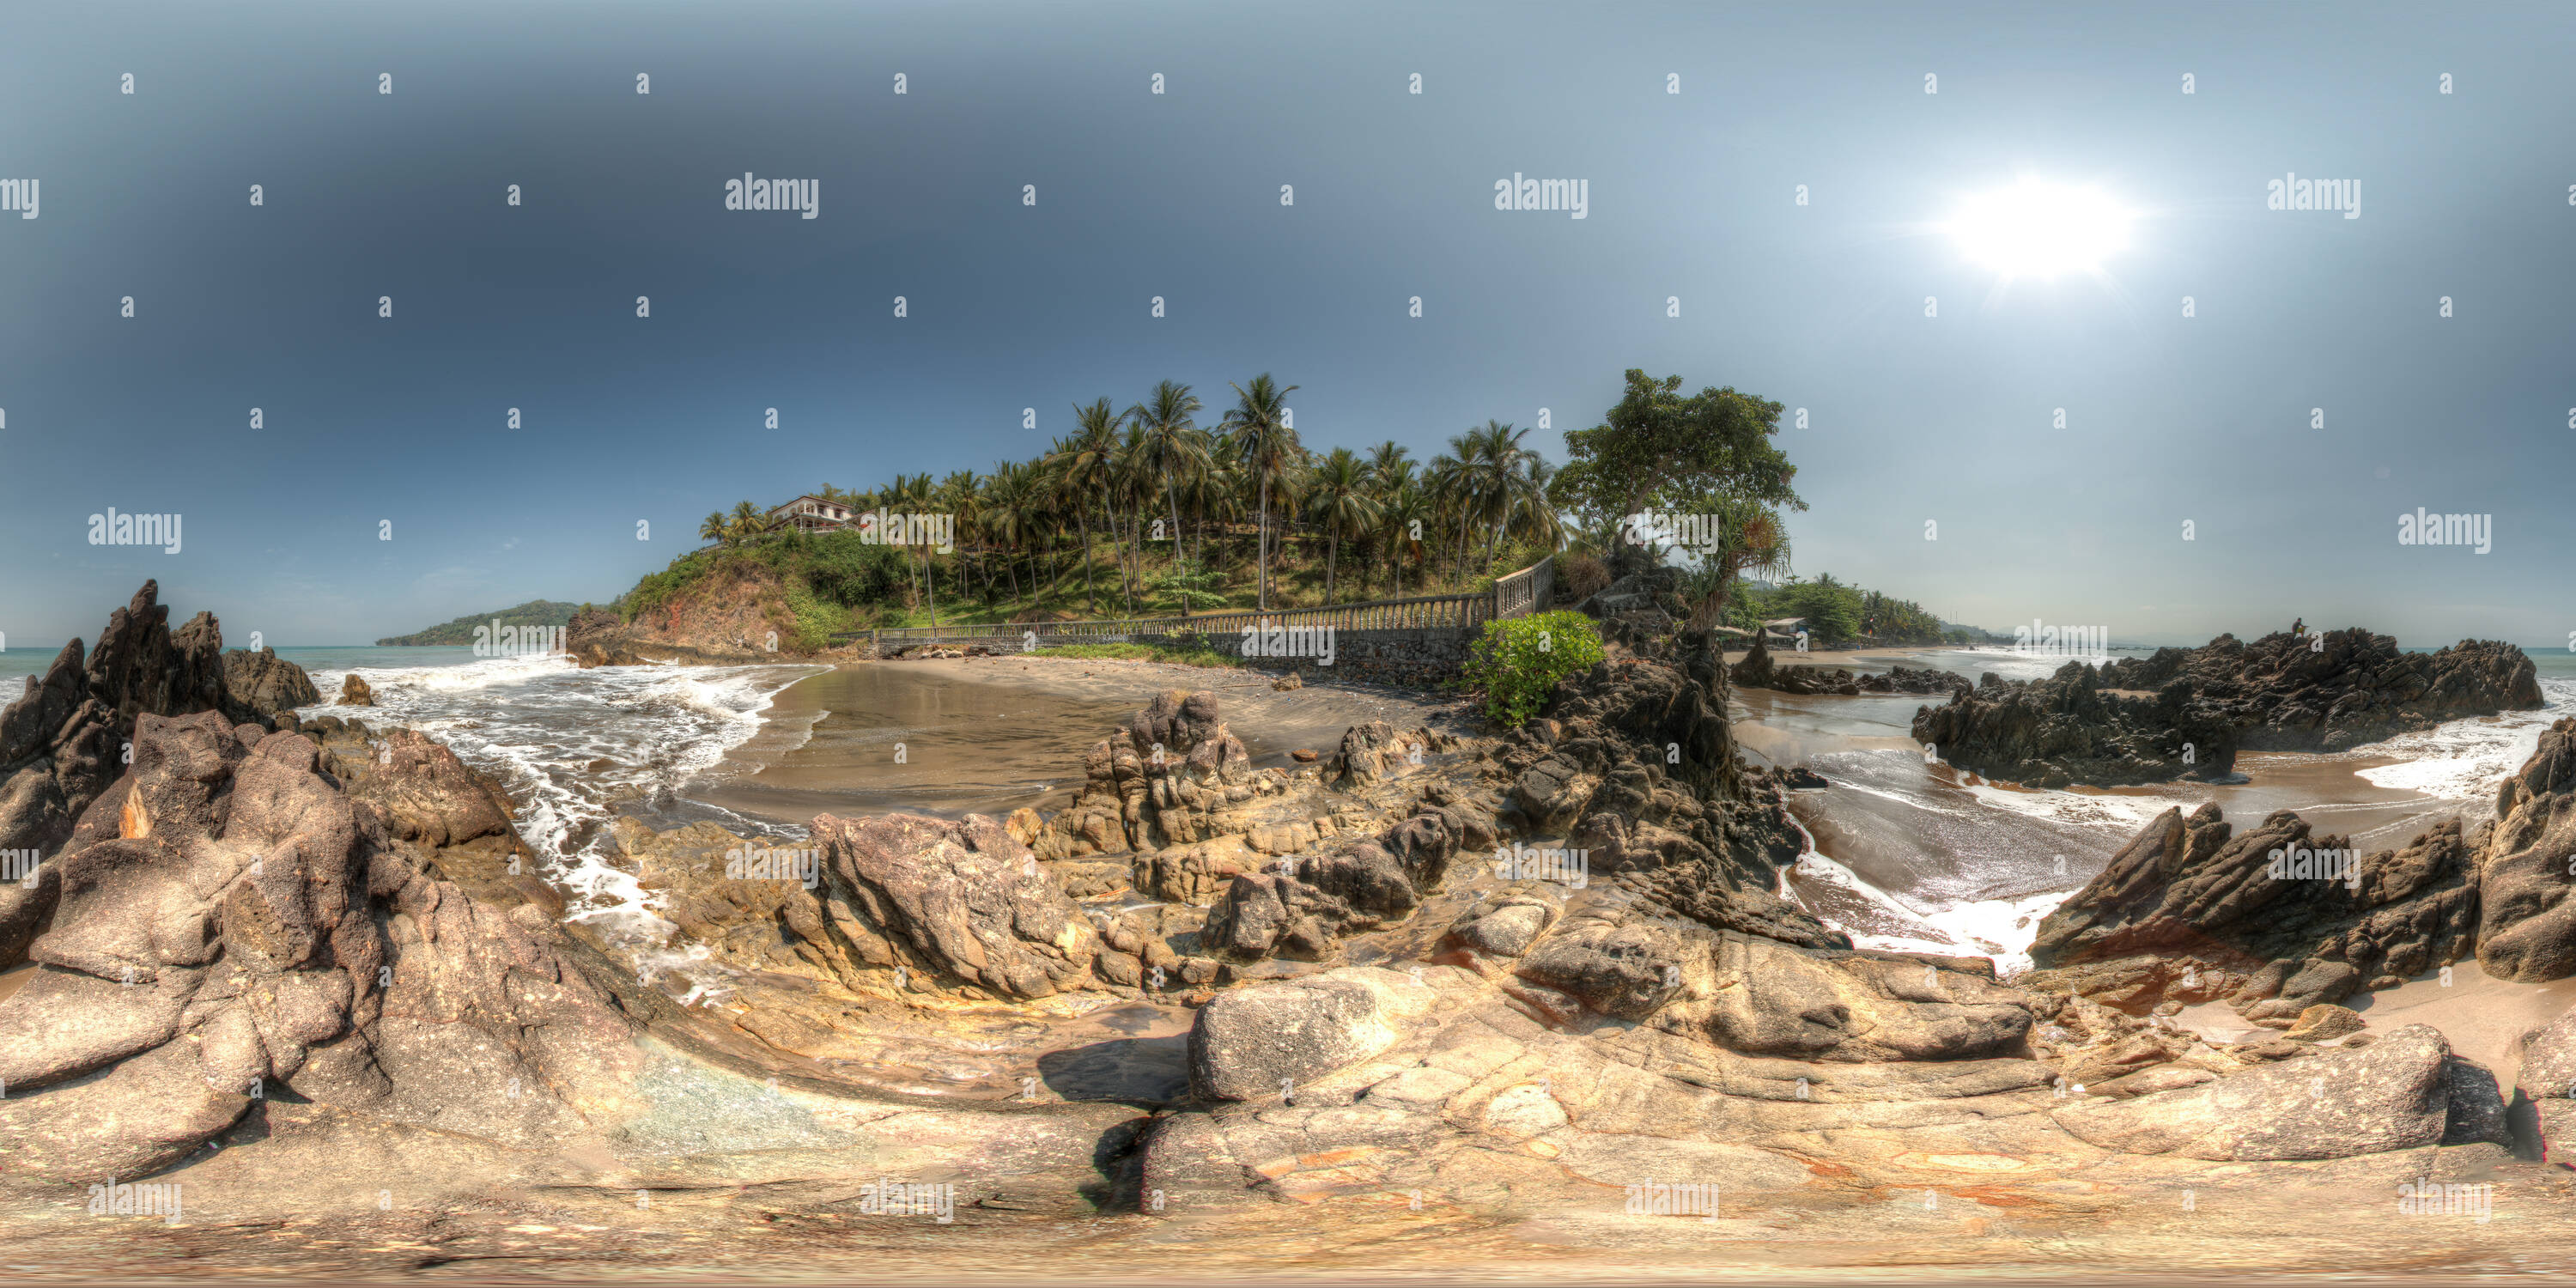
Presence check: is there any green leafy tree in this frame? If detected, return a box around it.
[1550,369,1804,625]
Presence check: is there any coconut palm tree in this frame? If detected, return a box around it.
[1128,380,1208,615]
[1221,374,1299,611]
[1366,454,1417,596]
[939,469,980,602]
[727,500,762,546]
[1472,421,1539,577]
[701,511,730,547]
[1305,447,1376,604]
[1377,479,1431,598]
[1048,401,1123,615]
[982,460,1034,599]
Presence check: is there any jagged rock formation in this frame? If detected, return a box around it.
[0,708,644,1179]
[1914,629,2543,787]
[2030,718,2576,1035]
[1199,799,1491,960]
[0,583,324,967]
[2026,803,2480,1019]
[1496,637,1840,951]
[2476,717,2576,981]
[1858,665,1972,696]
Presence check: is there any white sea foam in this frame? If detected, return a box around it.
[297,654,826,952]
[2352,676,2576,802]
[1782,839,2071,975]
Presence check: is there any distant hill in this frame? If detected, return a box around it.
[375,600,581,647]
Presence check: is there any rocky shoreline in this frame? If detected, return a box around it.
[8,584,2576,1277]
[1911,629,2543,787]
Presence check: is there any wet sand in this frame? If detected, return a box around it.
[688,655,1474,830]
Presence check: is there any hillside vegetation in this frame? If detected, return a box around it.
[374,599,581,647]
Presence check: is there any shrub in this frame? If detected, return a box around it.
[1556,551,1611,602]
[1463,610,1605,727]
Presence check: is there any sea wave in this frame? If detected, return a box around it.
[2349,676,2576,801]
[296,653,827,946]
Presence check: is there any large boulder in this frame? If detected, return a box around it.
[813,811,1104,999]
[222,647,322,715]
[2051,1024,2451,1160]
[1186,965,1436,1100]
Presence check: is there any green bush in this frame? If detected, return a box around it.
[1463,610,1605,727]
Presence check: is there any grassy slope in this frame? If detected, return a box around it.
[614,528,1552,655]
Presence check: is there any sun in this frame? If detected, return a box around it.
[1947,179,2134,278]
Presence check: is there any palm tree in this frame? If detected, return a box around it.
[1050,400,1124,615]
[727,500,762,545]
[1128,380,1208,615]
[938,469,980,603]
[1221,374,1299,611]
[701,511,730,548]
[1305,447,1376,604]
[1366,456,1416,596]
[891,471,940,625]
[1472,421,1538,577]
[1427,437,1478,588]
[983,461,1034,599]
[1377,479,1431,598]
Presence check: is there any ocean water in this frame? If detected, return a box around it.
[283,651,829,949]
[1759,646,2576,972]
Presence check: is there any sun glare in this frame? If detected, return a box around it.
[1947,179,2134,278]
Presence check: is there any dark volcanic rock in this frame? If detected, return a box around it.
[1498,634,1844,951]
[223,647,322,715]
[2025,802,2479,1018]
[1912,629,2541,787]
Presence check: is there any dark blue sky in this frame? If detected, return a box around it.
[4,1,2571,647]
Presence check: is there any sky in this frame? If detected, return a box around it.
[3,1,2572,649]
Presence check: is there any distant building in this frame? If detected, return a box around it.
[769,495,854,533]
[1761,616,1807,647]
